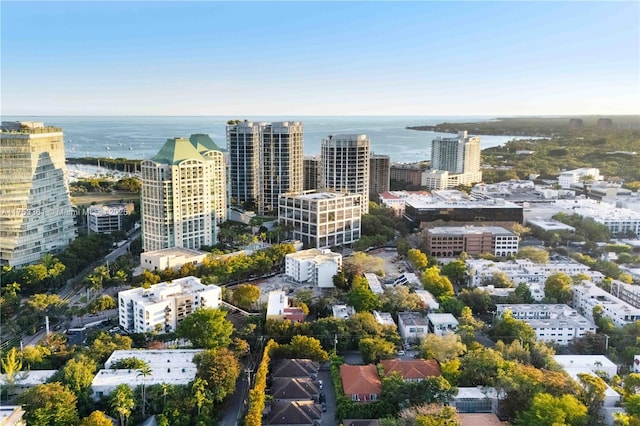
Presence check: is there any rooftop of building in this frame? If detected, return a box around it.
[398,312,429,326]
[527,218,577,232]
[333,305,356,320]
[283,191,360,201]
[427,313,459,325]
[427,225,516,236]
[141,247,209,259]
[267,290,289,316]
[0,370,57,386]
[404,190,521,210]
[364,273,384,294]
[286,248,341,262]
[555,198,640,221]
[104,349,203,369]
[1,121,62,134]
[150,137,209,165]
[340,364,382,396]
[87,203,130,216]
[573,283,640,314]
[372,310,396,326]
[188,133,225,153]
[119,276,217,304]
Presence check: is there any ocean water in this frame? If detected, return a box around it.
[3,116,531,164]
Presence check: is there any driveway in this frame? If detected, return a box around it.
[319,366,336,426]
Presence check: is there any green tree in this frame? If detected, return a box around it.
[193,347,240,403]
[57,354,97,398]
[380,286,423,316]
[490,310,536,345]
[17,382,79,426]
[577,373,607,424]
[191,377,211,416]
[347,276,380,312]
[343,252,385,277]
[420,266,454,301]
[407,248,430,271]
[481,271,514,288]
[419,333,466,363]
[110,383,135,426]
[78,411,113,426]
[137,362,153,418]
[459,288,492,314]
[232,284,261,309]
[440,260,467,285]
[544,272,573,303]
[175,308,233,349]
[87,332,133,364]
[517,246,550,263]
[1,347,25,397]
[516,392,588,426]
[275,335,329,362]
[359,337,396,364]
[109,357,149,370]
[458,347,505,387]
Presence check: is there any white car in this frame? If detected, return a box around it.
[397,350,406,356]
[318,380,323,390]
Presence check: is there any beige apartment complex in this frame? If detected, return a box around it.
[141,135,226,252]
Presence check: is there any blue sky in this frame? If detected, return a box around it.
[2,1,639,116]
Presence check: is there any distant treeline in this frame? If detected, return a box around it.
[67,157,142,172]
[407,116,640,137]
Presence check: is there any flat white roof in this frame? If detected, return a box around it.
[427,313,459,325]
[364,273,384,294]
[0,370,57,386]
[267,290,288,316]
[104,349,203,369]
[142,247,209,258]
[455,387,498,399]
[554,355,617,371]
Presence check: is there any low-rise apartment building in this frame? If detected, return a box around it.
[118,276,221,334]
[496,304,596,345]
[572,282,640,327]
[87,203,134,234]
[92,349,202,400]
[140,247,209,271]
[285,248,342,288]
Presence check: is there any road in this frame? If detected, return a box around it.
[7,230,140,350]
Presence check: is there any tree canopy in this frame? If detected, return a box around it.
[175,308,233,349]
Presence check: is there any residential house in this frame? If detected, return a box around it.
[271,377,320,402]
[397,312,430,342]
[271,359,319,379]
[340,364,382,403]
[380,359,441,382]
[267,400,322,425]
[427,313,459,336]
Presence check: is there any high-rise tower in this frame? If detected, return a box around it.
[226,121,303,215]
[0,121,76,267]
[424,131,482,190]
[431,131,480,174]
[320,134,370,214]
[369,154,390,197]
[141,136,224,252]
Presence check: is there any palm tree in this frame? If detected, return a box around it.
[110,384,134,426]
[137,363,153,419]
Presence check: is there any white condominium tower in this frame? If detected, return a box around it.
[226,121,303,215]
[431,131,481,174]
[141,136,226,252]
[320,134,370,214]
[0,121,76,267]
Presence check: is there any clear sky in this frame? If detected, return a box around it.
[2,1,639,116]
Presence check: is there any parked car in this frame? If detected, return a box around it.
[318,380,323,390]
[321,402,327,412]
[397,350,406,356]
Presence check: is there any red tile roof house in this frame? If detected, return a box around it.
[340,364,382,403]
[380,358,441,382]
